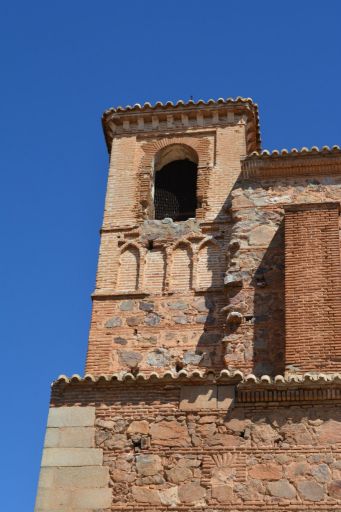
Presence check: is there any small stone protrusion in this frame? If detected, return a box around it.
[226,311,243,325]
[228,238,240,253]
[224,272,243,287]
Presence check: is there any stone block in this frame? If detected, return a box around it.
[212,484,234,503]
[132,485,161,505]
[183,351,203,365]
[150,420,191,447]
[249,463,282,480]
[35,488,71,510]
[41,448,102,467]
[297,480,324,501]
[118,350,142,368]
[53,466,109,488]
[44,428,59,447]
[217,386,235,409]
[47,406,95,428]
[36,467,55,489]
[267,479,296,499]
[105,316,122,327]
[178,482,206,503]
[127,420,149,435]
[136,454,162,476]
[159,486,179,506]
[71,488,112,508]
[180,385,217,410]
[37,466,109,490]
[44,427,95,448]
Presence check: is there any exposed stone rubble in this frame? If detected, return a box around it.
[49,384,341,509]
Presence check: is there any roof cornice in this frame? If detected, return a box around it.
[53,369,341,387]
[242,145,341,179]
[102,97,261,155]
[53,370,341,405]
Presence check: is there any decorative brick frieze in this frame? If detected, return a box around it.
[237,386,341,404]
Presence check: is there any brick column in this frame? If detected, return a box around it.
[284,202,341,374]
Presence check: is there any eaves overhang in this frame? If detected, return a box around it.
[102,97,261,155]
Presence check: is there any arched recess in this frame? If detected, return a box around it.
[138,135,212,222]
[170,241,193,291]
[144,248,166,294]
[197,239,222,289]
[153,144,199,221]
[117,244,140,292]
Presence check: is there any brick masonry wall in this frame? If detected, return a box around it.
[86,122,247,375]
[285,202,341,374]
[46,380,341,511]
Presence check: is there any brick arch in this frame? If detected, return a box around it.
[197,236,220,251]
[141,136,208,170]
[172,238,194,253]
[138,135,212,221]
[154,143,199,172]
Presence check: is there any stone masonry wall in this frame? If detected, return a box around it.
[224,175,341,376]
[47,380,341,511]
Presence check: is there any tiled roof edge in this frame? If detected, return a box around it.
[245,145,341,160]
[53,370,341,387]
[102,96,256,115]
[101,96,261,154]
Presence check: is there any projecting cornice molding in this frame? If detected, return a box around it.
[102,97,260,155]
[242,145,341,179]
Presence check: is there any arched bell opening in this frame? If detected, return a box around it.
[153,144,198,221]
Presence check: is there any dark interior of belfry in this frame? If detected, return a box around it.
[154,159,198,221]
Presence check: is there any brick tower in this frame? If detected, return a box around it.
[36,98,341,512]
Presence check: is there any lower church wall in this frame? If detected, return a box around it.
[35,379,341,511]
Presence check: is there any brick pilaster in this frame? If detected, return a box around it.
[284,202,341,373]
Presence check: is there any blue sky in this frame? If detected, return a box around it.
[1,1,341,509]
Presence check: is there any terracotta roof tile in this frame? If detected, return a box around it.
[103,96,256,115]
[246,145,341,159]
[53,369,341,387]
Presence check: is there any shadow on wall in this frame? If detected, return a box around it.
[195,186,233,372]
[250,221,285,376]
[195,177,286,378]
